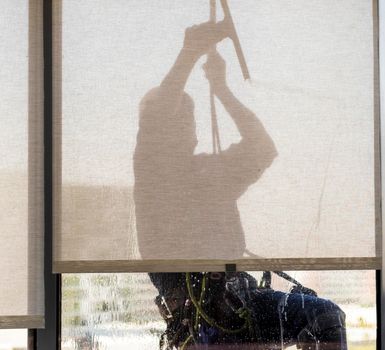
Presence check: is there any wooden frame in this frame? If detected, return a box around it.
[53,257,381,273]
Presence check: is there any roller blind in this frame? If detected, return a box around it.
[0,0,44,328]
[53,0,380,272]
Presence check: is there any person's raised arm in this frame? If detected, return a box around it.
[203,52,277,162]
[158,21,229,115]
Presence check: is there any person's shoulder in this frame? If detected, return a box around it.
[139,87,162,111]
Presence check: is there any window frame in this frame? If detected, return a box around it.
[33,1,61,349]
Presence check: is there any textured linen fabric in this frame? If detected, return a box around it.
[0,0,44,328]
[55,0,377,269]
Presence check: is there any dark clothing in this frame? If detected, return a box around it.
[150,272,347,350]
[250,289,347,349]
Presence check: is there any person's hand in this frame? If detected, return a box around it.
[202,51,227,92]
[183,20,229,59]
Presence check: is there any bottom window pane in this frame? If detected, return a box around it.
[61,271,376,350]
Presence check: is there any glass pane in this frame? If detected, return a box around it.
[0,329,27,350]
[62,271,376,349]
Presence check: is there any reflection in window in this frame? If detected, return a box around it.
[62,271,376,349]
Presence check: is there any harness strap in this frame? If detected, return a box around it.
[273,271,305,289]
[185,273,251,335]
[263,271,317,297]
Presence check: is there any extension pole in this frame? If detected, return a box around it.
[220,0,250,80]
[208,0,250,154]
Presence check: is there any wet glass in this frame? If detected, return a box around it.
[61,271,376,350]
[0,329,27,350]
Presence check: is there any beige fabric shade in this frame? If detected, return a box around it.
[53,0,380,272]
[0,0,44,328]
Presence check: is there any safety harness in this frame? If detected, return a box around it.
[157,271,317,349]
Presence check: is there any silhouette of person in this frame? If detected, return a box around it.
[134,21,277,259]
[134,21,347,350]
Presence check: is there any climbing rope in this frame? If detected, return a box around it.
[180,335,193,350]
[185,273,253,336]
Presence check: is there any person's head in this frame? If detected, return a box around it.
[139,88,197,155]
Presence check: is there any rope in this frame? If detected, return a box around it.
[185,273,252,335]
[273,271,304,288]
[194,273,207,331]
[180,335,193,350]
[210,90,222,154]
